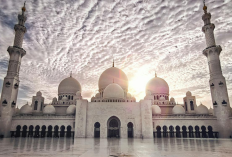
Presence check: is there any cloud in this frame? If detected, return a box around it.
[0,0,231,109]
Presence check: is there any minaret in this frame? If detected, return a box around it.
[202,2,231,138]
[0,3,27,137]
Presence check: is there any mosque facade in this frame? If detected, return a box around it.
[0,3,231,139]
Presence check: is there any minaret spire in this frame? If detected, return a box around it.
[0,3,27,137]
[22,2,26,15]
[203,0,207,14]
[202,1,231,138]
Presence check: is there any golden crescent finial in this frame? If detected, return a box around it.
[203,0,207,13]
[22,1,26,12]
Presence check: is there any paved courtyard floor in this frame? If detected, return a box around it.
[0,137,232,157]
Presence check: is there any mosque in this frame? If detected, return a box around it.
[0,2,231,139]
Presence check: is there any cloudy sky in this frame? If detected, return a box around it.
[0,0,231,108]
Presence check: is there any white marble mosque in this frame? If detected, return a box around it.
[0,3,232,139]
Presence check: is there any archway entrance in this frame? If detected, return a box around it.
[169,126,174,137]
[16,125,21,137]
[208,126,214,138]
[34,125,40,138]
[107,116,120,138]
[94,122,100,138]
[28,125,34,137]
[163,126,167,137]
[54,125,59,138]
[67,126,72,137]
[60,126,65,137]
[22,125,27,137]
[127,122,133,138]
[47,125,52,137]
[41,126,46,138]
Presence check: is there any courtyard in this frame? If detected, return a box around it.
[0,137,232,157]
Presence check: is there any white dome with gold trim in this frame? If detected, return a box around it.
[103,83,124,99]
[66,105,76,115]
[43,104,56,115]
[196,104,209,115]
[99,67,128,91]
[58,76,81,95]
[152,105,161,115]
[146,76,169,95]
[172,105,185,115]
[20,103,32,115]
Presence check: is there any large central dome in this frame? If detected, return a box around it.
[98,67,128,91]
[146,76,169,95]
[103,83,124,99]
[58,76,81,95]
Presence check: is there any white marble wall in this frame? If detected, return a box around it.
[75,99,88,137]
[140,100,153,138]
[84,101,144,138]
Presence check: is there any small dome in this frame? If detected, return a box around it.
[20,103,32,115]
[127,93,131,98]
[146,76,169,95]
[209,107,214,115]
[99,67,128,91]
[152,105,161,115]
[66,105,76,115]
[52,97,57,103]
[103,83,124,99]
[62,96,68,101]
[186,91,192,96]
[58,76,81,95]
[170,97,175,102]
[146,90,152,96]
[15,107,20,115]
[43,104,56,115]
[36,91,42,96]
[196,104,209,115]
[95,93,100,98]
[172,105,185,115]
[159,96,165,101]
[144,95,154,100]
[76,91,81,97]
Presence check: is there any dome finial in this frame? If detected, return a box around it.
[22,1,26,14]
[203,0,207,14]
[155,71,157,77]
[113,78,114,83]
[112,59,114,67]
[70,71,72,77]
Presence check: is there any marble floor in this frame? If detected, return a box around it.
[0,138,232,157]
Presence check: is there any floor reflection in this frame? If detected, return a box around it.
[0,138,231,157]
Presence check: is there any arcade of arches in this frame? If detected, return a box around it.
[12,125,74,138]
[154,125,218,138]
[12,123,218,139]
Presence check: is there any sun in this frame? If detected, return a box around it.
[128,70,153,100]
